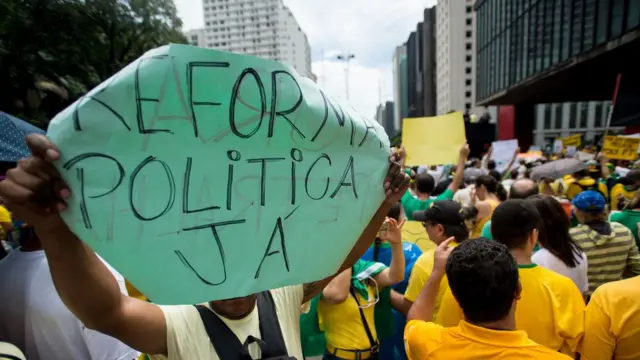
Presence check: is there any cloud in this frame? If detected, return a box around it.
[175,0,437,117]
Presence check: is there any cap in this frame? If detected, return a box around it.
[572,190,606,213]
[413,200,465,225]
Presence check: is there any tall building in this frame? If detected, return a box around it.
[421,7,437,117]
[195,0,312,78]
[383,101,396,137]
[186,29,206,47]
[436,0,477,115]
[406,31,419,118]
[392,45,408,129]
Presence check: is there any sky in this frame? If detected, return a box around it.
[175,0,437,118]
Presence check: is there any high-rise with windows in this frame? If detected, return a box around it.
[194,0,312,78]
[435,0,478,115]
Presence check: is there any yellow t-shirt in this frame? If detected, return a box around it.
[436,264,585,354]
[317,286,377,350]
[471,199,500,238]
[581,276,640,360]
[404,241,459,316]
[610,183,637,211]
[566,178,608,200]
[149,285,304,360]
[0,206,11,240]
[404,320,572,360]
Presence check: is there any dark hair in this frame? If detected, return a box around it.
[373,202,403,261]
[446,238,519,323]
[441,223,470,243]
[491,199,541,249]
[489,169,502,182]
[509,179,539,199]
[508,169,518,179]
[475,175,507,201]
[487,160,497,170]
[528,195,582,268]
[415,173,435,194]
[459,205,479,221]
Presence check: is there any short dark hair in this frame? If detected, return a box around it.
[415,173,435,194]
[475,175,507,201]
[491,199,541,249]
[487,160,496,170]
[442,224,470,243]
[509,179,539,199]
[446,238,519,323]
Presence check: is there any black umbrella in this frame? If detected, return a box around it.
[531,158,586,181]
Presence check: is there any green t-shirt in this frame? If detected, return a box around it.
[610,210,640,248]
[401,188,455,220]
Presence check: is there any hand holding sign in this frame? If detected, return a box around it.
[2,45,392,304]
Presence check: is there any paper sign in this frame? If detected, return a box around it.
[621,133,640,153]
[490,139,518,173]
[401,221,434,252]
[402,113,466,166]
[46,44,390,304]
[602,135,640,161]
[561,134,582,148]
[566,146,577,157]
[553,139,564,154]
[576,151,595,161]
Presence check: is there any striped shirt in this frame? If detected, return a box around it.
[570,222,640,295]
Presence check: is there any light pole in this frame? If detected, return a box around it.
[336,53,355,101]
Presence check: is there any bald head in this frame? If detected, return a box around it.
[509,179,539,199]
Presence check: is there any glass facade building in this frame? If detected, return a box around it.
[476,0,640,102]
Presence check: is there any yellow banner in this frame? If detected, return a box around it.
[561,134,582,148]
[402,112,466,166]
[402,221,435,252]
[602,135,640,161]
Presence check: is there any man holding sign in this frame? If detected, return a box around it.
[0,134,409,360]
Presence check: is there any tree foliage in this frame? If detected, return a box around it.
[0,0,186,127]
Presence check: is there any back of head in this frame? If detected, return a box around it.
[446,238,519,323]
[528,195,581,267]
[475,174,508,201]
[491,199,541,249]
[415,173,435,194]
[487,160,497,170]
[509,179,539,199]
[387,202,403,221]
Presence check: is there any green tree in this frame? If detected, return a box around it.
[0,0,186,127]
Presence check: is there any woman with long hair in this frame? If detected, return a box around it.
[529,195,589,295]
[470,175,507,238]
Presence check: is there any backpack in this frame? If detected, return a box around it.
[195,291,296,360]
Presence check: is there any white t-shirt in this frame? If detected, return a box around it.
[0,250,138,360]
[454,185,474,206]
[150,285,304,360]
[532,248,589,293]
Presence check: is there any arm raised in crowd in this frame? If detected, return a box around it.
[0,135,168,356]
[447,144,470,194]
[302,155,411,303]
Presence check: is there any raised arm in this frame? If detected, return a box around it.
[447,144,470,194]
[0,135,167,356]
[321,268,352,304]
[372,218,405,288]
[302,155,410,303]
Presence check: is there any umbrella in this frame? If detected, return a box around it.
[0,112,45,162]
[531,158,586,181]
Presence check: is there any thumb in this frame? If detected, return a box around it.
[440,237,455,249]
[26,134,60,163]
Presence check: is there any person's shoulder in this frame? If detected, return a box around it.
[271,285,304,308]
[414,249,435,270]
[404,320,445,350]
[526,342,574,359]
[536,266,582,296]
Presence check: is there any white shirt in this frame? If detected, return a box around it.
[0,250,139,360]
[532,248,589,293]
[150,285,304,360]
[454,185,474,206]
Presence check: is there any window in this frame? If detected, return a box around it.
[569,103,578,128]
[465,103,472,110]
[465,91,472,98]
[465,79,472,86]
[466,43,472,50]
[466,30,472,38]
[466,55,472,62]
[594,103,604,127]
[579,103,589,128]
[544,104,552,129]
[466,6,472,13]
[596,0,610,44]
[465,67,472,74]
[466,18,472,25]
